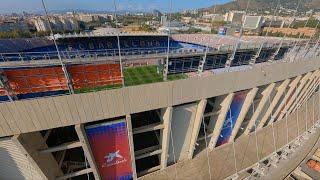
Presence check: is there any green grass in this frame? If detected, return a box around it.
[74,84,122,94]
[124,65,164,86]
[124,65,187,86]
[168,74,188,81]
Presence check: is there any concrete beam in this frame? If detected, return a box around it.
[138,165,161,177]
[244,83,276,135]
[269,76,302,125]
[135,145,160,157]
[228,88,258,142]
[12,133,63,180]
[75,124,101,180]
[188,99,207,159]
[257,79,290,129]
[277,72,312,121]
[160,107,173,170]
[288,71,319,114]
[56,168,92,180]
[300,77,320,106]
[208,93,234,150]
[291,71,320,112]
[39,141,82,154]
[292,168,313,180]
[125,115,138,179]
[295,75,320,110]
[135,149,162,160]
[132,122,164,135]
[58,150,66,169]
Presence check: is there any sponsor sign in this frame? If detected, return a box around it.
[218,27,227,35]
[85,120,133,180]
[216,90,248,146]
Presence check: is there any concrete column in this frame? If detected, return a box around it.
[228,88,258,142]
[208,93,234,151]
[270,76,302,125]
[292,71,320,112]
[257,79,290,129]
[301,77,320,106]
[295,74,320,111]
[188,99,207,159]
[160,107,173,169]
[125,115,137,179]
[0,70,17,101]
[62,64,75,94]
[288,71,319,114]
[12,132,63,180]
[244,83,276,135]
[198,53,207,73]
[277,72,312,121]
[75,124,101,180]
[250,43,264,65]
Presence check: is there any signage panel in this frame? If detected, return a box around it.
[216,90,248,146]
[85,120,133,180]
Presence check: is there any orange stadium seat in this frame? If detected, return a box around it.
[68,63,122,90]
[4,67,68,94]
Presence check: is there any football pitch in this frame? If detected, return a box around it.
[124,65,187,86]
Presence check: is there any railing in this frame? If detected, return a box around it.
[0,40,317,103]
[0,44,298,64]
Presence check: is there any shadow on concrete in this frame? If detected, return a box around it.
[0,145,26,179]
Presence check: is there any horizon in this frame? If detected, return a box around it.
[0,0,231,14]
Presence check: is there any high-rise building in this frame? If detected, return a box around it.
[32,18,51,32]
[160,15,167,27]
[225,11,245,26]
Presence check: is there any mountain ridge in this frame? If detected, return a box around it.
[201,0,320,13]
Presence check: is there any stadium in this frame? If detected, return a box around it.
[0,34,295,100]
[0,33,320,180]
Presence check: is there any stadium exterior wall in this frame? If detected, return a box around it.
[1,91,319,180]
[140,93,320,179]
[0,58,319,137]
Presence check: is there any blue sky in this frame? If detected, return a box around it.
[0,0,231,14]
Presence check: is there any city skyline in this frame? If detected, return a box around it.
[0,0,231,14]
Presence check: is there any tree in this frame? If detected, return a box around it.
[138,24,156,32]
[0,30,32,39]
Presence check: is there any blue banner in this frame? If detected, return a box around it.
[216,90,248,146]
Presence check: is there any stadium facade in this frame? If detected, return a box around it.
[0,34,319,180]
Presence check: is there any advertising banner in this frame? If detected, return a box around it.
[85,120,133,180]
[216,90,248,146]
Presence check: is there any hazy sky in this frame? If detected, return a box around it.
[0,0,231,14]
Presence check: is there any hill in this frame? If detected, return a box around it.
[201,0,320,13]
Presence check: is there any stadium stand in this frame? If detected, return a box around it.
[0,36,206,61]
[0,34,306,100]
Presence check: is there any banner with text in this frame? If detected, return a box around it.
[85,120,133,180]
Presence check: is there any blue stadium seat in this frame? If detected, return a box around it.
[0,36,196,62]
